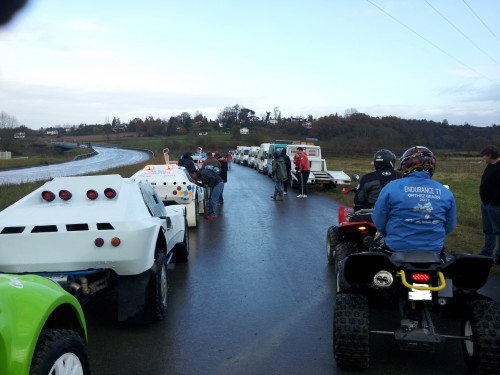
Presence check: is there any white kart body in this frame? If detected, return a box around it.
[131,164,207,227]
[0,174,186,276]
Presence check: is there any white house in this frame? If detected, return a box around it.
[240,127,249,135]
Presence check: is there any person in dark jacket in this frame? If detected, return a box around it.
[217,153,229,204]
[178,152,196,174]
[354,149,401,211]
[281,148,291,195]
[198,167,223,220]
[271,151,288,201]
[479,145,500,264]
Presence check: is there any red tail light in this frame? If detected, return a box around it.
[145,165,154,171]
[111,237,121,247]
[58,190,72,201]
[104,188,116,199]
[41,191,56,202]
[94,238,104,247]
[411,273,431,283]
[86,189,99,200]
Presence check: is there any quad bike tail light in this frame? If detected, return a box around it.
[94,238,104,247]
[411,272,431,283]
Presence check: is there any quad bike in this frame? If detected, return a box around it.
[326,174,377,266]
[333,250,500,374]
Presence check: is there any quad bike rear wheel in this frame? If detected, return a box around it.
[326,226,339,264]
[333,293,370,369]
[462,300,500,374]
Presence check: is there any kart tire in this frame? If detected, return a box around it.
[186,199,198,228]
[30,329,90,375]
[333,293,370,369]
[173,218,189,263]
[326,226,339,264]
[152,251,168,321]
[461,300,500,374]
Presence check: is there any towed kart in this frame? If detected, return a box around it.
[333,250,500,374]
[0,273,90,375]
[0,174,189,324]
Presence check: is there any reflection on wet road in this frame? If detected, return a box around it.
[85,163,498,375]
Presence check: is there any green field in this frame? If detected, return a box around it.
[0,135,496,273]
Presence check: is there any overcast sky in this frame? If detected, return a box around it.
[1,0,500,129]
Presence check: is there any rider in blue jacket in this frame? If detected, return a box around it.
[372,146,457,253]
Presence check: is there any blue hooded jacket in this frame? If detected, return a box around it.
[372,171,457,252]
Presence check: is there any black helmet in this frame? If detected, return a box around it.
[373,149,396,170]
[399,146,436,177]
[273,151,280,159]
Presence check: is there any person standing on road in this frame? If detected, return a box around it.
[371,146,457,254]
[217,153,229,205]
[198,167,224,220]
[281,148,291,195]
[296,147,310,198]
[271,151,288,201]
[479,145,500,264]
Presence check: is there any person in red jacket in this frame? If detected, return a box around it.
[296,147,311,198]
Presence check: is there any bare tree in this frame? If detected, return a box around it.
[273,107,280,120]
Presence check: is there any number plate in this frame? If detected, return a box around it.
[408,284,432,301]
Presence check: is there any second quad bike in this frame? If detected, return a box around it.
[333,250,500,374]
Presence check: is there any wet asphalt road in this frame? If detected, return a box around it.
[85,162,499,375]
[0,146,150,185]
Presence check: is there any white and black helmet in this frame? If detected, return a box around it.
[373,149,396,170]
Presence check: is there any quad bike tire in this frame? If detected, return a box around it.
[333,293,370,369]
[334,242,360,292]
[326,226,339,264]
[462,300,500,374]
[30,329,90,375]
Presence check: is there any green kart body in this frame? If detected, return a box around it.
[0,273,88,375]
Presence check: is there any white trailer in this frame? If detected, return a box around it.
[286,143,351,188]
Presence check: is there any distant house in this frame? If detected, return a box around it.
[303,122,312,129]
[248,115,260,123]
[198,131,208,136]
[46,129,58,136]
[14,132,26,139]
[240,127,249,135]
[268,119,278,125]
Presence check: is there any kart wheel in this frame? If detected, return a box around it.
[30,329,90,375]
[461,300,500,374]
[333,293,370,369]
[173,218,189,263]
[326,226,339,264]
[186,199,198,227]
[152,251,168,321]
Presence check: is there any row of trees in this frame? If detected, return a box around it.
[1,107,499,155]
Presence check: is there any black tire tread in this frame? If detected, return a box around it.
[30,329,90,375]
[333,293,370,369]
[462,300,500,375]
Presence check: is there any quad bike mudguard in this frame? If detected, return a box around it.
[341,251,494,293]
